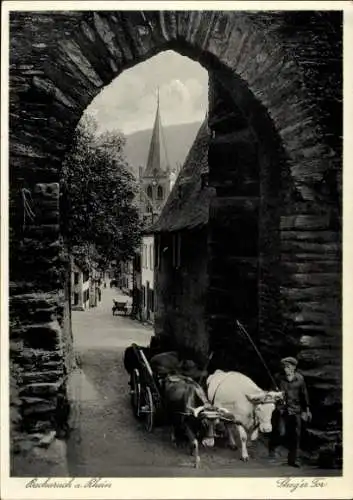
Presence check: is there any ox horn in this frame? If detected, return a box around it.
[192,406,205,418]
[219,407,231,414]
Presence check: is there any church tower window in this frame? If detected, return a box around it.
[157,185,163,200]
[147,185,153,199]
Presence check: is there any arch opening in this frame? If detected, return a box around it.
[13,31,291,374]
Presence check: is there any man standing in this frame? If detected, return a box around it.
[269,356,312,467]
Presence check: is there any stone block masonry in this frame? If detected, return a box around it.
[207,52,341,465]
[10,183,73,459]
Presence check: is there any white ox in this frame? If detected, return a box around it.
[207,370,283,461]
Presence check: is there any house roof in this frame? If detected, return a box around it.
[144,93,170,177]
[151,119,215,233]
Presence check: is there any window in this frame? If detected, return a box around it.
[172,233,181,268]
[135,253,141,272]
[149,244,153,269]
[157,185,163,200]
[147,185,153,199]
[147,287,154,313]
[146,282,150,312]
[74,272,79,285]
[143,244,147,268]
[74,293,79,305]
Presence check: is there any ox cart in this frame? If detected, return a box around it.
[124,343,213,432]
[123,344,237,468]
[123,327,288,468]
[124,343,164,432]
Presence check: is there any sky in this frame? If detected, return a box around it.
[84,50,208,135]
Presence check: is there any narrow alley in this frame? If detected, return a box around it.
[66,287,332,478]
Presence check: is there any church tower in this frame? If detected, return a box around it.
[139,91,173,226]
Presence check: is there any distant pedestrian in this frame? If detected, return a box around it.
[269,356,311,468]
[98,287,102,301]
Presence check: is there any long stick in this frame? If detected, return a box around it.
[236,320,279,390]
[198,351,214,385]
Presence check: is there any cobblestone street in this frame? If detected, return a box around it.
[66,287,334,478]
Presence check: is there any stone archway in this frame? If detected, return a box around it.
[9,11,342,462]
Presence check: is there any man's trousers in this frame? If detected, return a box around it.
[269,409,302,463]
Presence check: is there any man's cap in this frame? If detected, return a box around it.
[281,356,298,367]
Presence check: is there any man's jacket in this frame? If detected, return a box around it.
[275,372,310,415]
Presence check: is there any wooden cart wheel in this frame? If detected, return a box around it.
[141,386,154,432]
[130,369,141,418]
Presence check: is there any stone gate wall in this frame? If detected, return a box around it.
[204,15,342,464]
[8,10,342,467]
[10,183,73,459]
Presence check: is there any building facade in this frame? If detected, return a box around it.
[71,260,90,311]
[153,120,212,363]
[89,267,102,308]
[119,260,133,296]
[71,258,102,310]
[140,233,155,322]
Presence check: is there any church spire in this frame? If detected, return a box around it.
[144,88,167,176]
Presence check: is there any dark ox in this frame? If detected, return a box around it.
[163,374,227,468]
